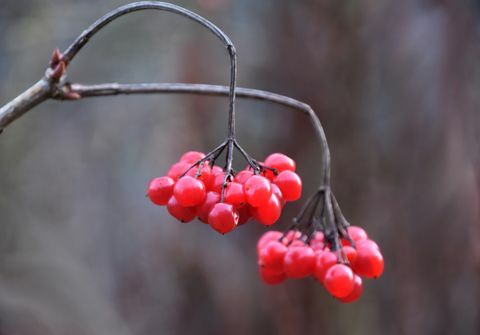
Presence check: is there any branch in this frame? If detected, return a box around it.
[66,82,331,186]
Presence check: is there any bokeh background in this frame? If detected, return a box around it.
[1,0,480,334]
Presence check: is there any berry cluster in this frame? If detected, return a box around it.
[257,226,384,303]
[147,151,302,234]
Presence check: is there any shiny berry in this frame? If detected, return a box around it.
[244,175,272,207]
[314,251,337,282]
[283,246,315,278]
[273,171,302,201]
[211,171,226,193]
[234,170,254,184]
[147,176,175,205]
[337,275,363,303]
[264,153,296,176]
[271,183,285,207]
[353,244,384,278]
[237,204,252,225]
[257,231,283,252]
[343,246,358,267]
[167,162,190,180]
[173,176,206,207]
[348,226,368,241]
[208,203,239,234]
[258,241,288,274]
[167,196,196,222]
[252,194,282,226]
[196,191,220,223]
[324,264,355,298]
[259,267,286,285]
[224,182,246,205]
[179,151,206,163]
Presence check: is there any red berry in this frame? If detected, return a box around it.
[283,246,316,278]
[353,244,384,278]
[348,226,368,241]
[208,203,238,234]
[271,183,285,207]
[257,231,283,252]
[273,171,302,201]
[186,164,213,190]
[196,191,220,223]
[324,264,355,298]
[244,175,272,207]
[314,251,337,282]
[224,182,246,206]
[179,151,206,163]
[259,267,286,285]
[167,196,196,222]
[356,239,380,250]
[147,176,175,205]
[167,162,190,180]
[264,153,296,174]
[252,194,282,226]
[173,176,206,207]
[211,165,223,175]
[337,275,363,303]
[258,241,288,274]
[234,170,254,184]
[281,230,302,245]
[211,171,226,193]
[237,204,252,225]
[343,246,358,267]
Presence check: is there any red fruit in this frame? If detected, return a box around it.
[283,246,316,278]
[211,165,223,175]
[147,176,175,205]
[281,230,302,245]
[244,175,272,207]
[252,194,282,226]
[234,170,254,184]
[211,171,226,193]
[324,264,355,298]
[271,183,285,207]
[196,192,220,223]
[173,176,206,207]
[179,151,206,163]
[167,196,196,222]
[314,251,337,282]
[237,204,252,225]
[273,171,302,201]
[225,182,246,205]
[348,226,368,241]
[356,239,380,250]
[208,203,239,234]
[264,153,296,179]
[353,244,384,278]
[186,164,213,190]
[258,241,288,274]
[257,231,283,252]
[167,162,190,180]
[259,267,286,285]
[337,275,363,303]
[343,246,358,267]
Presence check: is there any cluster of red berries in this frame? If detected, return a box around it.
[147,151,302,234]
[257,226,384,303]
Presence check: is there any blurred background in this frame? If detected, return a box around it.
[1,0,480,334]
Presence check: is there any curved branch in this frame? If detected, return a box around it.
[67,82,331,187]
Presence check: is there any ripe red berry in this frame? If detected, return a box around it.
[173,176,206,207]
[147,176,175,205]
[283,246,316,278]
[353,244,384,278]
[167,196,197,222]
[257,231,283,252]
[179,151,206,163]
[224,182,246,206]
[348,226,368,241]
[234,170,254,184]
[208,203,239,234]
[264,153,296,176]
[324,264,355,298]
[259,267,286,285]
[281,230,302,245]
[314,251,337,283]
[343,246,358,267]
[252,194,282,226]
[258,241,288,274]
[273,171,302,201]
[356,239,380,251]
[337,275,363,303]
[237,204,252,225]
[196,191,220,223]
[211,171,226,193]
[186,164,213,190]
[271,183,285,207]
[167,162,190,180]
[244,175,272,207]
